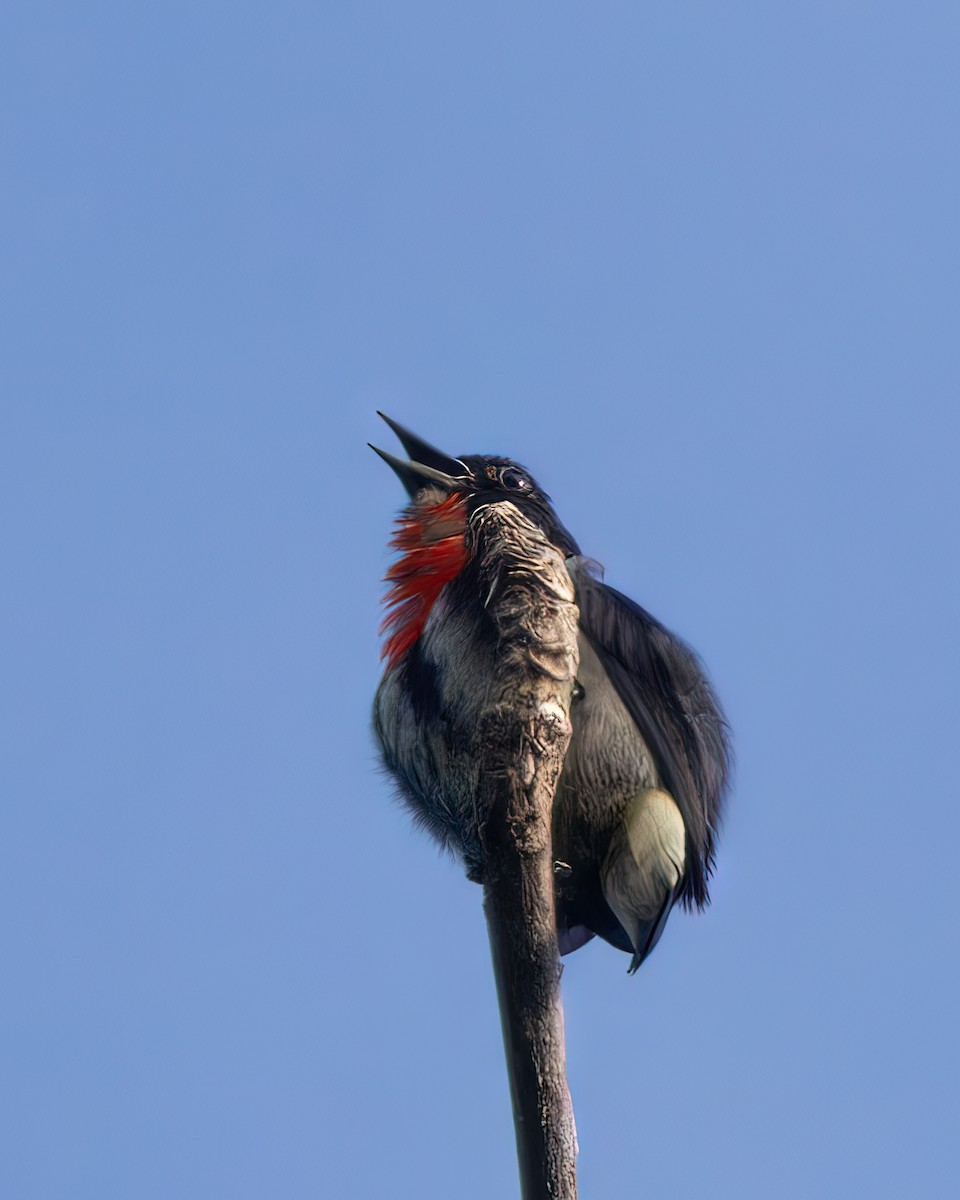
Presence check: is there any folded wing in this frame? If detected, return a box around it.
[570,560,731,909]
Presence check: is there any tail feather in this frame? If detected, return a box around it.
[626,885,677,974]
[601,788,685,974]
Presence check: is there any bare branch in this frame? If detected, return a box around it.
[471,502,580,1200]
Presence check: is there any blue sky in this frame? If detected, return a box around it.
[3,4,958,1197]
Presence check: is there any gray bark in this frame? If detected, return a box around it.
[471,503,580,1200]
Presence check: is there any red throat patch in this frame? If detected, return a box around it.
[380,493,469,666]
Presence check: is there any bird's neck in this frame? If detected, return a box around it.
[380,491,469,666]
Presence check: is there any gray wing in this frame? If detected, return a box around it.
[570,560,731,909]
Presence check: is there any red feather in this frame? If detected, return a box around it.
[380,494,468,666]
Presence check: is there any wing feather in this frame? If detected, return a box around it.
[570,560,731,909]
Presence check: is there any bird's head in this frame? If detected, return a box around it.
[371,413,580,664]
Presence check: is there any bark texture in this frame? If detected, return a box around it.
[470,502,580,1200]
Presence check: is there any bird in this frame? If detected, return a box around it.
[371,413,730,973]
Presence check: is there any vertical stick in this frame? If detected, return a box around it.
[479,710,578,1200]
[471,502,580,1200]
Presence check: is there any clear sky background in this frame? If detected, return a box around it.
[3,4,958,1197]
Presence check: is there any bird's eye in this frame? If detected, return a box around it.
[500,468,530,491]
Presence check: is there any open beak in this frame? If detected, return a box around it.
[369,412,470,499]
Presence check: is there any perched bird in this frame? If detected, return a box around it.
[371,414,730,973]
